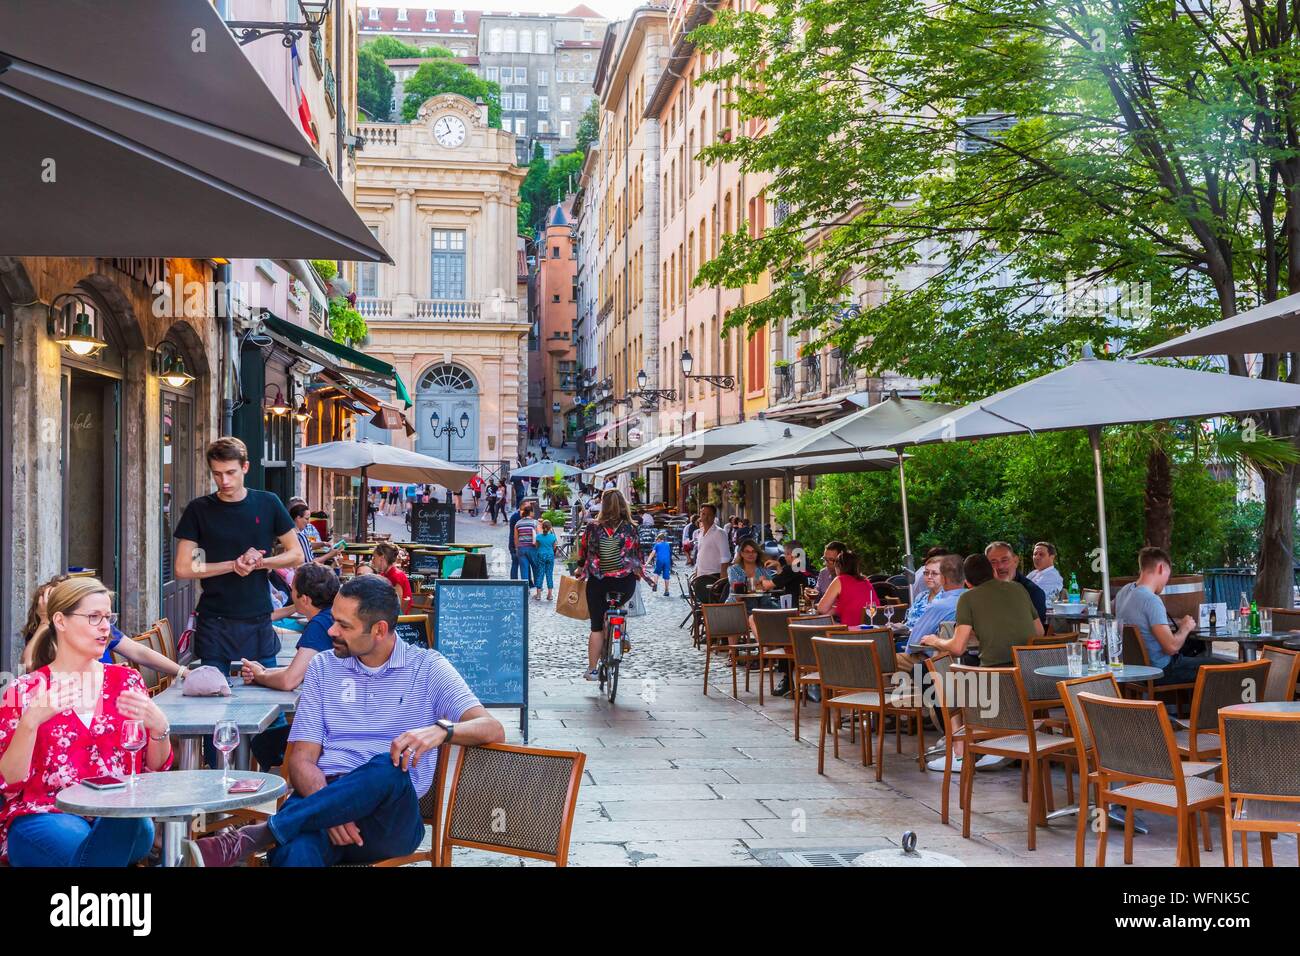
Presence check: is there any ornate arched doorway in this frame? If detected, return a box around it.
[416,363,478,463]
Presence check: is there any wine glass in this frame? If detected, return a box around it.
[864,599,879,628]
[120,719,146,789]
[213,719,240,786]
[883,602,896,628]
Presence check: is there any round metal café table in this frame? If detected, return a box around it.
[1221,701,1300,715]
[1034,663,1163,683]
[1198,629,1300,661]
[56,770,286,867]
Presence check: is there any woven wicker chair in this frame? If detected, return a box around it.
[1032,629,1078,645]
[1079,692,1227,867]
[787,620,839,741]
[152,618,178,666]
[925,655,967,827]
[1267,607,1300,635]
[1178,660,1272,761]
[440,743,585,866]
[1056,673,1122,867]
[812,636,925,781]
[1260,646,1300,703]
[751,607,801,705]
[951,664,1075,850]
[1011,643,1077,803]
[1219,709,1300,867]
[700,602,757,698]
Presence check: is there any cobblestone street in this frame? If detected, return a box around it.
[381,509,1284,868]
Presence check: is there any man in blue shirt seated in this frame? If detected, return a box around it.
[896,554,967,674]
[1114,546,1202,685]
[192,574,505,867]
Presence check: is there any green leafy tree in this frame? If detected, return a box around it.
[576,98,600,154]
[694,0,1300,605]
[357,45,395,121]
[401,58,501,126]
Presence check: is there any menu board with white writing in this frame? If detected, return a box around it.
[433,580,528,738]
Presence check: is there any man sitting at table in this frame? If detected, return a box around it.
[814,540,846,597]
[986,540,1047,630]
[919,553,1042,666]
[1115,546,1203,685]
[191,574,505,867]
[898,554,967,670]
[1027,541,1064,600]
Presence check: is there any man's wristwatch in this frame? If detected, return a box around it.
[435,718,456,744]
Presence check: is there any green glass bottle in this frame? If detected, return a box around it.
[1250,599,1261,636]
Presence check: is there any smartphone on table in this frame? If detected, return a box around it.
[82,776,127,790]
[227,778,266,794]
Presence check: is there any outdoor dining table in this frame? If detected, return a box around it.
[1194,628,1300,661]
[56,770,285,868]
[154,679,301,771]
[1222,700,1300,715]
[1035,663,1164,683]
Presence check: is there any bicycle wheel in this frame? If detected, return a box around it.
[607,657,619,703]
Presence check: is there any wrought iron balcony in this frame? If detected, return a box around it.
[799,353,822,395]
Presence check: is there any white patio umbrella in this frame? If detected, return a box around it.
[876,351,1300,612]
[731,393,958,565]
[508,460,587,479]
[1135,291,1300,358]
[295,441,477,541]
[662,417,814,465]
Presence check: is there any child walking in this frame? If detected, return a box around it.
[652,531,674,596]
[535,519,558,601]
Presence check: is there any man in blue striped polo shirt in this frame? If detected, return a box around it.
[191,575,505,867]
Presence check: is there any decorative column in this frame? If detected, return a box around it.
[394,187,416,316]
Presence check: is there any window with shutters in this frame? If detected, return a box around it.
[429,230,466,300]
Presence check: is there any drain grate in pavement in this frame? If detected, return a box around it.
[750,845,885,867]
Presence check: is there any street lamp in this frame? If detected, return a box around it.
[680,348,736,389]
[227,0,332,46]
[429,409,471,504]
[49,292,108,357]
[630,368,677,408]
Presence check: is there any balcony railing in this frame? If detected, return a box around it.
[826,348,853,392]
[323,58,336,117]
[356,298,484,321]
[309,27,325,77]
[359,124,399,147]
[799,353,822,395]
[774,364,794,402]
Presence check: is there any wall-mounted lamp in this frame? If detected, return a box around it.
[264,385,292,416]
[157,341,196,388]
[49,292,108,357]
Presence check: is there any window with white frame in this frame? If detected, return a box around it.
[369,7,379,19]
[560,120,572,138]
[520,30,532,52]
[538,120,549,134]
[516,118,527,135]
[504,29,517,51]
[358,227,380,297]
[486,66,499,82]
[429,230,466,300]
[489,28,502,51]
[516,92,527,111]
[397,7,407,20]
[454,9,464,22]
[560,95,571,112]
[536,29,548,50]
[537,69,548,85]
[538,95,548,112]
[515,66,527,83]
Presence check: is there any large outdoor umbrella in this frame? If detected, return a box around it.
[295,441,477,541]
[877,352,1300,612]
[508,460,587,480]
[681,447,902,540]
[0,0,390,261]
[1136,291,1300,358]
[661,417,814,465]
[731,393,958,565]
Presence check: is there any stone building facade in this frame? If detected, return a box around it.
[355,93,529,475]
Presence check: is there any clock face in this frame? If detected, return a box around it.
[433,115,467,147]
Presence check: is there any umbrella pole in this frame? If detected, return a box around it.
[355,466,368,544]
[896,449,913,573]
[786,468,796,540]
[1089,427,1112,615]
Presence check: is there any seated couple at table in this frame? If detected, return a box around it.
[191,574,505,867]
[0,578,176,867]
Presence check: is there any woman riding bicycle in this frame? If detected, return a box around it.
[574,489,649,681]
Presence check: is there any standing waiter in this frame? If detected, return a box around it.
[174,437,301,676]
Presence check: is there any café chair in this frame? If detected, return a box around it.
[1267,607,1300,634]
[411,593,435,614]
[923,654,962,823]
[440,744,585,867]
[1260,646,1300,702]
[1031,629,1077,645]
[1218,709,1300,867]
[1079,692,1228,867]
[701,602,758,698]
[751,608,801,705]
[1056,672,1122,866]
[152,618,179,666]
[787,618,837,741]
[951,664,1075,850]
[1011,643,1076,799]
[1176,660,1272,762]
[812,636,925,781]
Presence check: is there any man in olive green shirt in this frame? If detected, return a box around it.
[920,552,1043,665]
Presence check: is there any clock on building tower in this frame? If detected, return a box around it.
[433,115,467,147]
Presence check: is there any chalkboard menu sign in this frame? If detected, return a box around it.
[433,580,528,739]
[410,502,455,545]
[395,613,432,649]
[409,551,441,575]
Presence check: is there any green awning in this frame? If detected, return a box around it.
[261,315,412,407]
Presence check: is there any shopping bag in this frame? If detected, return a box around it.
[625,582,647,618]
[556,575,589,621]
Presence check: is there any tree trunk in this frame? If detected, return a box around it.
[1256,464,1297,608]
[1143,444,1173,551]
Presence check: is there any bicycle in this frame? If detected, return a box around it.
[598,591,631,703]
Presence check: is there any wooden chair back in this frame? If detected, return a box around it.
[701,602,751,649]
[788,622,842,670]
[1012,643,1072,704]
[812,636,885,694]
[1268,607,1300,634]
[1188,660,1272,737]
[440,744,585,866]
[1218,710,1300,838]
[1261,646,1300,703]
[1079,692,1181,785]
[751,608,800,648]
